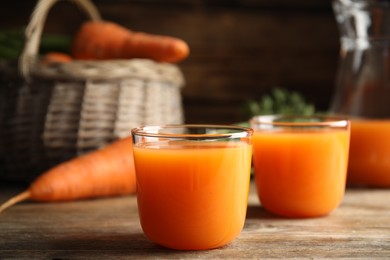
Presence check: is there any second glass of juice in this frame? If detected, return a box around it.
[348,119,390,187]
[131,124,253,250]
[250,115,350,218]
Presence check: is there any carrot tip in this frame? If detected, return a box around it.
[0,190,31,213]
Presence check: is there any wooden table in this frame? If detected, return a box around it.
[1,181,389,259]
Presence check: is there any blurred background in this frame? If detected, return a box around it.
[0,0,340,124]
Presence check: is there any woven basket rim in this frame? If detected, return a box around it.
[31,59,185,86]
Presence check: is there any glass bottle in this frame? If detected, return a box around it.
[331,0,390,187]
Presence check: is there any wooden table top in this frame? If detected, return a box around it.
[1,181,389,259]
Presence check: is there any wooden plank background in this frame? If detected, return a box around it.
[0,0,340,124]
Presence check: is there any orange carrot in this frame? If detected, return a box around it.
[40,52,73,65]
[0,136,136,213]
[71,21,189,63]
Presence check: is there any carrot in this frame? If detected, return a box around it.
[0,136,136,213]
[40,52,73,65]
[71,21,189,63]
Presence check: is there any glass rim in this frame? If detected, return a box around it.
[131,124,253,139]
[250,115,350,128]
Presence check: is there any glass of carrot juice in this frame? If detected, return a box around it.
[347,119,390,187]
[131,124,253,250]
[250,115,350,218]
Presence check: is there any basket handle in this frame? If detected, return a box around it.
[19,0,101,80]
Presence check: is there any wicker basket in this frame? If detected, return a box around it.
[0,0,185,181]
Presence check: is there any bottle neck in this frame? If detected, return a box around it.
[333,0,390,40]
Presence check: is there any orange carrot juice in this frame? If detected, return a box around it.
[251,116,350,218]
[348,119,390,187]
[133,139,252,250]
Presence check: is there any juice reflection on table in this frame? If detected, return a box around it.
[348,119,390,187]
[251,116,350,218]
[133,140,252,250]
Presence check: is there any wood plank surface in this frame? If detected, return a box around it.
[1,182,389,259]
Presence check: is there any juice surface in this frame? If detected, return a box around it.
[133,141,252,250]
[252,129,350,218]
[348,119,390,187]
